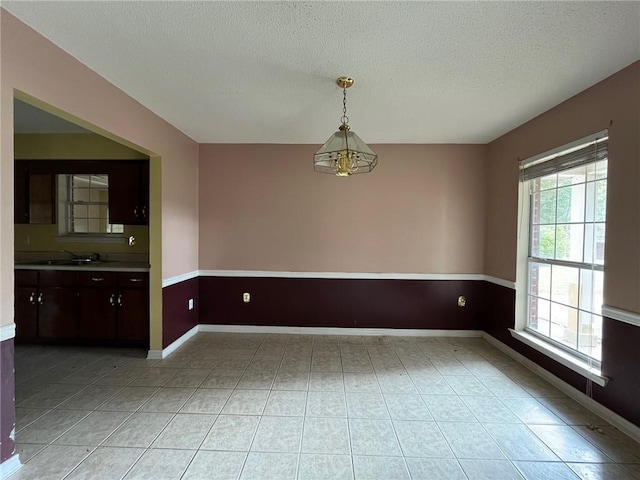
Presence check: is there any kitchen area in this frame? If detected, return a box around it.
[13,100,151,348]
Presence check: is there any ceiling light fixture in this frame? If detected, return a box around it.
[314,76,378,177]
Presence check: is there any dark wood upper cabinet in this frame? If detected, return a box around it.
[108,161,149,225]
[15,159,149,226]
[29,174,56,224]
[14,161,55,224]
[14,161,29,224]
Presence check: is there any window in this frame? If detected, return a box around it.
[59,174,123,234]
[521,134,607,362]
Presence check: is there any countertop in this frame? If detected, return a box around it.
[14,252,150,272]
[15,261,150,272]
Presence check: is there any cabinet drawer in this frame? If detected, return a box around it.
[39,270,77,287]
[15,270,38,287]
[118,272,148,288]
[77,271,118,288]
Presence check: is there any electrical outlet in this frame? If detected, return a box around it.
[458,296,466,307]
[243,292,251,303]
[188,298,194,310]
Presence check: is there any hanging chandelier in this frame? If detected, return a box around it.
[313,76,378,177]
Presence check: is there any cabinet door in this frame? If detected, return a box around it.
[28,174,56,224]
[15,287,38,338]
[78,289,117,340]
[109,162,146,225]
[116,289,149,343]
[38,287,78,339]
[14,162,29,224]
[138,161,149,223]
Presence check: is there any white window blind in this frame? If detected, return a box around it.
[521,132,608,362]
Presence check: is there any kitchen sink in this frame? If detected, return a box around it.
[31,259,110,266]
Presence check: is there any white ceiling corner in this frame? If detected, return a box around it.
[4,1,639,144]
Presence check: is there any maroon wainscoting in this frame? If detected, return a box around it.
[199,277,484,330]
[1,338,16,463]
[162,277,199,348]
[482,281,640,428]
[597,317,640,427]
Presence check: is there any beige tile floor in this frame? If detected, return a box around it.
[9,333,640,479]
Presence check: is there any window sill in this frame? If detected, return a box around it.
[509,329,608,387]
[56,235,126,244]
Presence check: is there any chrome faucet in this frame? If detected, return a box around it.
[61,250,100,261]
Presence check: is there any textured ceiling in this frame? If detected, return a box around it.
[4,1,640,144]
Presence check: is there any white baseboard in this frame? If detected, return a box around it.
[147,325,199,359]
[148,324,482,358]
[0,454,22,479]
[0,324,16,342]
[483,332,640,445]
[199,324,483,337]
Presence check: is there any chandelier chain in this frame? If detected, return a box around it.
[341,87,349,125]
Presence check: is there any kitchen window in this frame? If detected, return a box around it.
[58,174,124,235]
[518,133,608,365]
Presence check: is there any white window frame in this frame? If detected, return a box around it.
[513,130,609,386]
[56,174,126,244]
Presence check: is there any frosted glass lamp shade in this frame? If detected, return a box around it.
[313,129,378,176]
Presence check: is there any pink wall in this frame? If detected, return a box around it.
[199,144,487,273]
[0,10,200,324]
[485,61,640,313]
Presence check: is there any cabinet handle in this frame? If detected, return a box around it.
[134,206,138,218]
[29,292,35,304]
[129,278,143,283]
[37,293,43,305]
[142,206,147,218]
[117,294,122,307]
[109,294,115,306]
[91,277,104,282]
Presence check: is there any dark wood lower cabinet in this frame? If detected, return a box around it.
[78,289,117,341]
[37,287,78,339]
[117,289,149,342]
[15,286,38,339]
[15,269,149,346]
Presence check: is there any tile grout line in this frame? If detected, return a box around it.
[373,341,414,479]
[295,337,310,480]
[233,333,283,480]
